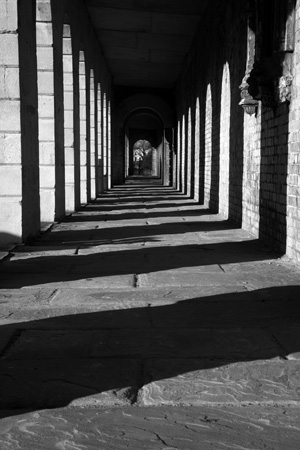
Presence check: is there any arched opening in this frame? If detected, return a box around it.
[187,107,192,197]
[181,114,186,193]
[113,94,174,186]
[176,119,182,191]
[194,97,200,202]
[132,139,155,176]
[204,84,212,207]
[125,110,164,182]
[96,82,103,194]
[219,62,231,219]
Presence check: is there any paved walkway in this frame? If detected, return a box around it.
[0,184,300,449]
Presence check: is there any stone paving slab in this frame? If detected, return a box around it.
[0,305,152,329]
[5,328,278,360]
[0,288,59,306]
[33,285,250,305]
[1,357,300,410]
[11,246,78,258]
[139,272,250,287]
[0,406,300,450]
[139,271,300,288]
[0,285,249,309]
[0,359,141,409]
[140,359,300,406]
[0,274,136,289]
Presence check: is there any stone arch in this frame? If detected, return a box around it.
[113,94,174,184]
[187,107,193,197]
[176,119,182,191]
[219,62,231,219]
[96,82,103,194]
[125,109,164,178]
[181,114,186,193]
[194,97,201,202]
[204,84,212,207]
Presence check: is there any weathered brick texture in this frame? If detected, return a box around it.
[176,0,300,264]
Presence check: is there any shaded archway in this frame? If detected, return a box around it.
[219,63,231,219]
[125,110,164,181]
[132,139,154,176]
[113,94,174,185]
[194,97,201,202]
[204,84,212,207]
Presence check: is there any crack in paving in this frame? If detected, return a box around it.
[0,329,22,359]
[133,274,140,288]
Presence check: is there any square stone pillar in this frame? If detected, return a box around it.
[79,52,87,205]
[107,93,112,189]
[0,0,40,246]
[36,0,56,224]
[102,91,108,191]
[63,25,75,213]
[96,82,104,195]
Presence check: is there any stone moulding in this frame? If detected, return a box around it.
[239,0,295,115]
[239,11,259,116]
[239,78,259,116]
[277,74,293,104]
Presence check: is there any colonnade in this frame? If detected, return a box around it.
[0,0,112,245]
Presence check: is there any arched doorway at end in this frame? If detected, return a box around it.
[125,110,164,182]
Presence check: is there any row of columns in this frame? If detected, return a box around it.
[176,63,231,219]
[0,0,112,246]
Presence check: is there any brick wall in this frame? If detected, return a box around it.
[176,0,300,264]
[176,0,246,221]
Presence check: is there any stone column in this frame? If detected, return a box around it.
[181,115,186,193]
[102,90,108,191]
[176,120,181,191]
[79,51,87,205]
[0,0,40,245]
[51,0,65,220]
[187,108,192,196]
[90,70,96,200]
[63,24,75,213]
[107,93,112,189]
[36,0,56,224]
[96,82,103,194]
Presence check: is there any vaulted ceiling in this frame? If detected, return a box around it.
[84,0,208,88]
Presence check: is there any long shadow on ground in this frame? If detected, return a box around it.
[0,239,276,288]
[0,286,300,417]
